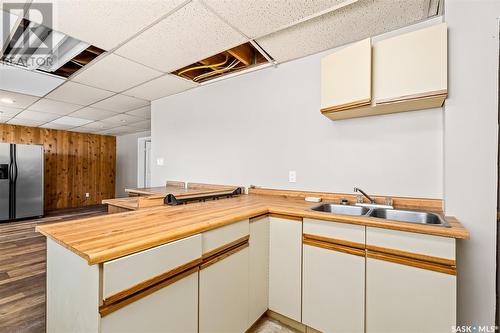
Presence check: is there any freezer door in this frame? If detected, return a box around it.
[15,144,43,219]
[0,143,9,221]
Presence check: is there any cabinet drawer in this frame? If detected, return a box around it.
[103,234,202,299]
[366,227,455,263]
[304,218,365,245]
[202,219,249,255]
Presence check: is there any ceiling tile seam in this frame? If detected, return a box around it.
[198,0,277,65]
[106,0,193,54]
[251,0,360,41]
[120,73,199,99]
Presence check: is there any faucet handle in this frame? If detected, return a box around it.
[385,197,393,206]
[356,194,363,203]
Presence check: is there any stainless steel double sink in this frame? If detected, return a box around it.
[309,203,449,227]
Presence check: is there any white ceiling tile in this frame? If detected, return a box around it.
[115,0,246,72]
[0,89,39,108]
[100,113,143,125]
[0,63,66,97]
[27,98,82,115]
[72,54,163,92]
[96,126,141,136]
[29,0,186,50]
[52,116,93,126]
[15,110,60,122]
[129,119,151,130]
[7,118,45,127]
[203,0,354,38]
[91,94,149,112]
[45,81,114,105]
[40,122,76,130]
[0,105,23,117]
[69,107,117,121]
[257,0,430,63]
[123,74,197,101]
[0,115,13,123]
[126,105,151,119]
[78,121,119,131]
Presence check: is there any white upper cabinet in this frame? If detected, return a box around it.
[321,23,447,120]
[373,23,447,104]
[321,38,372,112]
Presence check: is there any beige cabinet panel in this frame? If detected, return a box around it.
[101,272,199,333]
[366,257,456,333]
[302,244,365,333]
[373,23,447,103]
[199,248,249,333]
[103,234,201,299]
[268,216,302,322]
[249,216,270,327]
[321,38,372,112]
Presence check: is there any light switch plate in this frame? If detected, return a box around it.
[157,158,164,166]
[289,170,296,183]
[85,192,90,198]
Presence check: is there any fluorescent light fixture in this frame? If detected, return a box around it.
[0,98,15,104]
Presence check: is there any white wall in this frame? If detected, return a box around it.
[444,0,499,326]
[151,22,443,198]
[116,131,151,197]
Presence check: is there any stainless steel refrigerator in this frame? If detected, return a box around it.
[0,143,44,221]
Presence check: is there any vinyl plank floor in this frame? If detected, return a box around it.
[0,205,106,333]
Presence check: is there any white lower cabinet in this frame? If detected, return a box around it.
[199,247,249,333]
[100,271,199,333]
[249,216,270,327]
[302,244,365,333]
[366,257,456,333]
[268,216,302,322]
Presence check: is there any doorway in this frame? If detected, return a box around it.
[137,137,151,188]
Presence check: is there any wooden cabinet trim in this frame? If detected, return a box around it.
[201,235,249,260]
[200,240,249,270]
[367,250,456,276]
[320,98,371,114]
[250,214,268,223]
[102,257,202,308]
[303,233,365,250]
[99,266,199,317]
[303,238,365,257]
[375,89,447,105]
[366,244,455,267]
[269,213,302,222]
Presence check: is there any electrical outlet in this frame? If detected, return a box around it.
[157,158,164,166]
[289,170,297,183]
[85,193,90,198]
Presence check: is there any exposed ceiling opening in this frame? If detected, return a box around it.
[1,17,105,78]
[172,42,271,83]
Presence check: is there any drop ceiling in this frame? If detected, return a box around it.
[0,0,441,135]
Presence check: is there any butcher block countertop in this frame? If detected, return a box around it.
[37,189,469,265]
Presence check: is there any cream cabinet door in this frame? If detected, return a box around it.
[248,216,269,327]
[268,216,302,322]
[302,244,365,333]
[366,257,456,333]
[373,23,447,104]
[199,247,249,333]
[321,38,371,112]
[100,272,199,333]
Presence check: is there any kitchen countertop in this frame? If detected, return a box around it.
[37,192,469,265]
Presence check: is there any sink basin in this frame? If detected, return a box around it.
[309,203,370,216]
[368,208,449,227]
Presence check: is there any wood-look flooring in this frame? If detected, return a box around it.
[0,206,107,333]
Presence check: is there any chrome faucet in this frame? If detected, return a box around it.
[353,187,376,204]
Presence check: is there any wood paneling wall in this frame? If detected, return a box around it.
[0,124,116,211]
